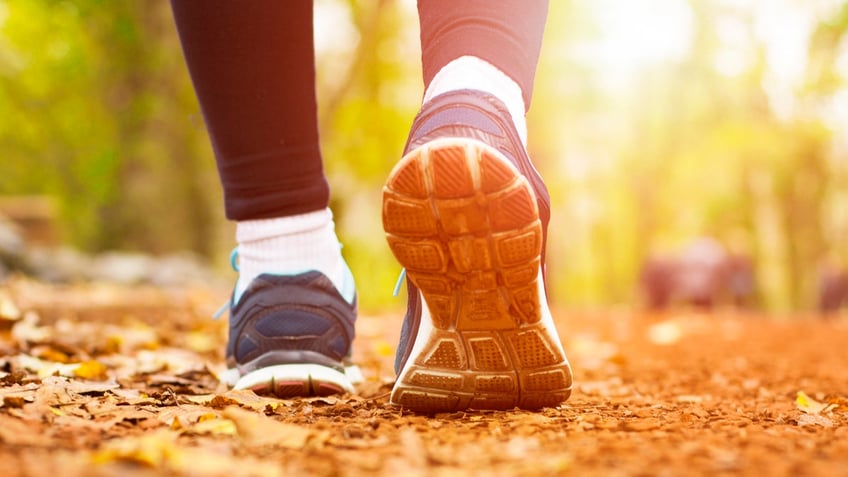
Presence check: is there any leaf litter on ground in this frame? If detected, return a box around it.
[1,278,847,477]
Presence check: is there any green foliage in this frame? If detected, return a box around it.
[0,0,846,311]
[0,0,220,255]
[532,0,848,310]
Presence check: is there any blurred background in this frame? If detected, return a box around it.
[0,0,846,314]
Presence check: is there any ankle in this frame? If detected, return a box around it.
[423,55,528,147]
[233,208,348,303]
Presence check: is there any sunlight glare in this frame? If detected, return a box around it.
[714,16,754,77]
[314,0,359,56]
[575,0,693,89]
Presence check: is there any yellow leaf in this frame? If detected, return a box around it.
[197,412,219,423]
[91,429,183,469]
[103,335,122,354]
[190,417,238,436]
[375,341,394,357]
[796,391,827,415]
[185,331,217,353]
[74,360,108,380]
[34,347,70,363]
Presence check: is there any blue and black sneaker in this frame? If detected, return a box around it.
[382,89,573,412]
[221,255,360,397]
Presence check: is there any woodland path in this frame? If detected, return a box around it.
[0,278,846,477]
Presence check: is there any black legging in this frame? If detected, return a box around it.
[170,0,548,220]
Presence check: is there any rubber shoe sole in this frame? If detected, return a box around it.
[383,137,573,412]
[224,363,360,398]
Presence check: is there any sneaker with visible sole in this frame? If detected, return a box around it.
[222,257,360,397]
[382,89,573,413]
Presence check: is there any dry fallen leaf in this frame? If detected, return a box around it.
[825,395,848,412]
[222,405,317,448]
[31,345,70,363]
[4,277,848,477]
[797,413,834,428]
[0,383,38,404]
[158,404,221,429]
[189,415,238,436]
[3,395,27,408]
[184,330,218,353]
[193,389,285,412]
[796,391,832,415]
[11,314,50,345]
[73,360,109,380]
[0,292,22,322]
[92,429,184,469]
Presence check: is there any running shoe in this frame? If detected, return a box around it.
[222,256,359,397]
[382,89,573,412]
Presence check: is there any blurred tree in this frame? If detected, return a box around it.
[316,0,422,308]
[806,2,848,271]
[1,0,846,312]
[0,0,220,256]
[532,0,847,311]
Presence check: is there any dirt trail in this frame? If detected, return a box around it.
[0,278,846,477]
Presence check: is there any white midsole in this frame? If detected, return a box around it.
[225,363,357,393]
[395,268,567,386]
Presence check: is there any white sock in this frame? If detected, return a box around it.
[233,208,349,304]
[423,55,528,147]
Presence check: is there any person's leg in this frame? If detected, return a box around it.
[170,0,358,397]
[171,0,327,220]
[418,0,549,146]
[383,0,572,412]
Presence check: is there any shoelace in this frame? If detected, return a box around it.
[212,247,240,320]
[393,268,406,297]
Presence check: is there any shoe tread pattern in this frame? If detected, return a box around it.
[383,138,572,412]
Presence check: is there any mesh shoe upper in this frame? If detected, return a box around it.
[226,271,357,376]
